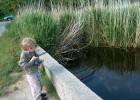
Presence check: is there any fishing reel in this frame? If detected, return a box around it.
[34,58,43,66]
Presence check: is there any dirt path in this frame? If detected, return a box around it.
[0,73,55,100]
[0,21,8,37]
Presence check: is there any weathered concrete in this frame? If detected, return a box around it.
[36,46,103,100]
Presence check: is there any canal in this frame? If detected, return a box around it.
[66,48,140,100]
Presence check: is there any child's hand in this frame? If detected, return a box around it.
[30,56,38,62]
[41,59,44,62]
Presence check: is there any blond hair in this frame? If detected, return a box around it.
[21,38,37,51]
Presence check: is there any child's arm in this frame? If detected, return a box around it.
[19,52,37,70]
[30,56,38,62]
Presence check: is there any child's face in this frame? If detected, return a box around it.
[27,48,35,52]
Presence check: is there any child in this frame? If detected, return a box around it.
[19,38,46,100]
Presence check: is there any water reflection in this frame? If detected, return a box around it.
[86,48,139,74]
[66,47,140,100]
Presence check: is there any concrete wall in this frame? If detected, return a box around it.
[36,46,102,100]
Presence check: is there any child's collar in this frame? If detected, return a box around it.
[23,50,35,53]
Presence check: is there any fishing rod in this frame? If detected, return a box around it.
[39,52,46,56]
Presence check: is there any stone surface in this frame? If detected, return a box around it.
[0,73,55,100]
[0,73,33,100]
[36,46,103,100]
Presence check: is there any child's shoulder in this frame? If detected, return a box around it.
[20,51,28,57]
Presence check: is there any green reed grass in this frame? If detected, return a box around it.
[89,1,140,47]
[0,37,21,96]
[1,0,140,95]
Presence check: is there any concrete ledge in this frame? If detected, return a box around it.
[36,46,102,100]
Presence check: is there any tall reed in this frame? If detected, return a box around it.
[2,0,140,61]
[90,1,140,47]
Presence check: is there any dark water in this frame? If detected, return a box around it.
[66,48,140,100]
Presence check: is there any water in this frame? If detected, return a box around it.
[66,48,140,100]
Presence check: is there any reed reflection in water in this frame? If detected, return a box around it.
[66,48,140,100]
